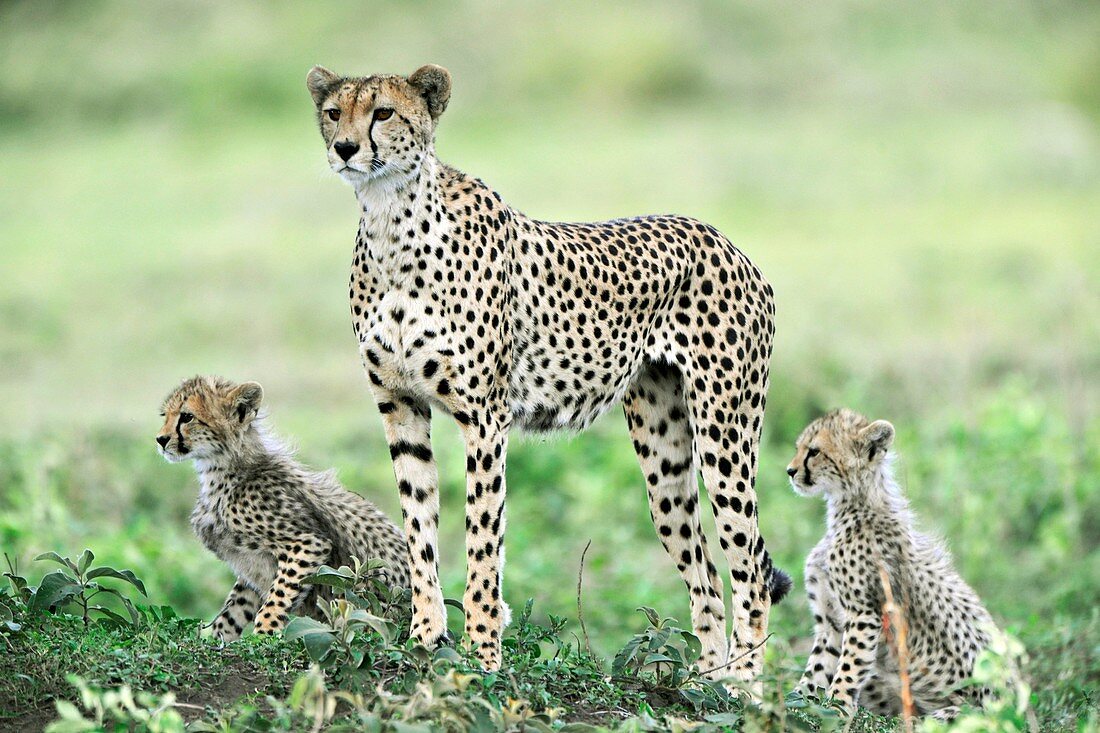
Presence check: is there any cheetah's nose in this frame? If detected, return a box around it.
[786,466,797,477]
[156,435,170,448]
[334,140,359,162]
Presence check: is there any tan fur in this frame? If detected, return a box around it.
[307,64,785,678]
[788,409,996,718]
[157,376,408,640]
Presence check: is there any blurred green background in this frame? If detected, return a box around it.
[0,0,1097,696]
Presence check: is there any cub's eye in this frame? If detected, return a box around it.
[325,108,340,122]
[179,412,194,424]
[807,447,820,458]
[374,108,394,121]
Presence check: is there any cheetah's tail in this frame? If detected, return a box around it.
[768,567,792,605]
[761,547,792,605]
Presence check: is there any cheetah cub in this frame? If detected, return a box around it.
[788,409,995,718]
[156,375,408,640]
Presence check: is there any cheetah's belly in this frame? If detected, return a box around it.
[505,310,655,432]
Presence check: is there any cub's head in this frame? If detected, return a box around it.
[156,376,264,463]
[786,408,895,497]
[306,64,451,187]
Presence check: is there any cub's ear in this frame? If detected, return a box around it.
[228,382,264,423]
[307,66,340,106]
[858,419,895,460]
[408,64,451,120]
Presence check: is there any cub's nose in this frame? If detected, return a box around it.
[156,435,170,448]
[334,140,359,162]
[786,466,797,477]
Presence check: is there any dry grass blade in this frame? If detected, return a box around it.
[577,540,593,656]
[875,549,915,732]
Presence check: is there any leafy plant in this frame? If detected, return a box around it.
[45,675,185,733]
[611,606,741,712]
[283,558,413,670]
[612,606,702,682]
[27,549,148,627]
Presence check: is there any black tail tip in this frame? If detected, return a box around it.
[769,567,793,605]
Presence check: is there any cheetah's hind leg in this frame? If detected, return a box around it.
[623,361,729,677]
[683,359,777,684]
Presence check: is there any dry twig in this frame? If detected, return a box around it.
[576,540,593,656]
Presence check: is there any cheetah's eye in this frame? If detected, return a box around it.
[325,108,341,122]
[374,108,394,121]
[807,447,820,458]
[179,412,194,424]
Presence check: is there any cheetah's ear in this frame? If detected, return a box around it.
[227,382,264,423]
[408,64,451,121]
[307,66,340,106]
[858,420,895,461]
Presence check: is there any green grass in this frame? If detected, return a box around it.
[1,1,1098,730]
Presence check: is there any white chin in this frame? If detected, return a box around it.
[790,480,820,497]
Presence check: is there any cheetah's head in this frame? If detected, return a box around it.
[306,64,451,189]
[156,376,264,463]
[786,408,894,498]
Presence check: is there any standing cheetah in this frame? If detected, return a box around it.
[788,409,995,718]
[307,63,787,677]
[156,375,408,640]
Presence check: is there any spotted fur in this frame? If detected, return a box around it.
[307,63,787,678]
[788,409,995,718]
[156,375,408,640]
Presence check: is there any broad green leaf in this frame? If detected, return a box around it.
[120,597,142,626]
[75,549,94,575]
[636,606,661,628]
[299,630,336,661]
[611,635,643,675]
[704,712,743,726]
[89,605,131,627]
[29,571,82,612]
[301,565,355,589]
[4,572,28,597]
[87,588,142,626]
[284,616,337,661]
[35,552,75,572]
[85,567,147,596]
[284,615,333,637]
[347,608,396,643]
[643,652,677,665]
[433,646,463,663]
[680,630,702,663]
[648,626,671,650]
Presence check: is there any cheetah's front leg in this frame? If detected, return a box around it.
[211,578,261,641]
[461,410,511,671]
[372,390,448,649]
[799,559,842,693]
[253,534,332,635]
[827,611,882,713]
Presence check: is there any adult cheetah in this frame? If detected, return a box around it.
[788,409,996,718]
[307,63,788,677]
